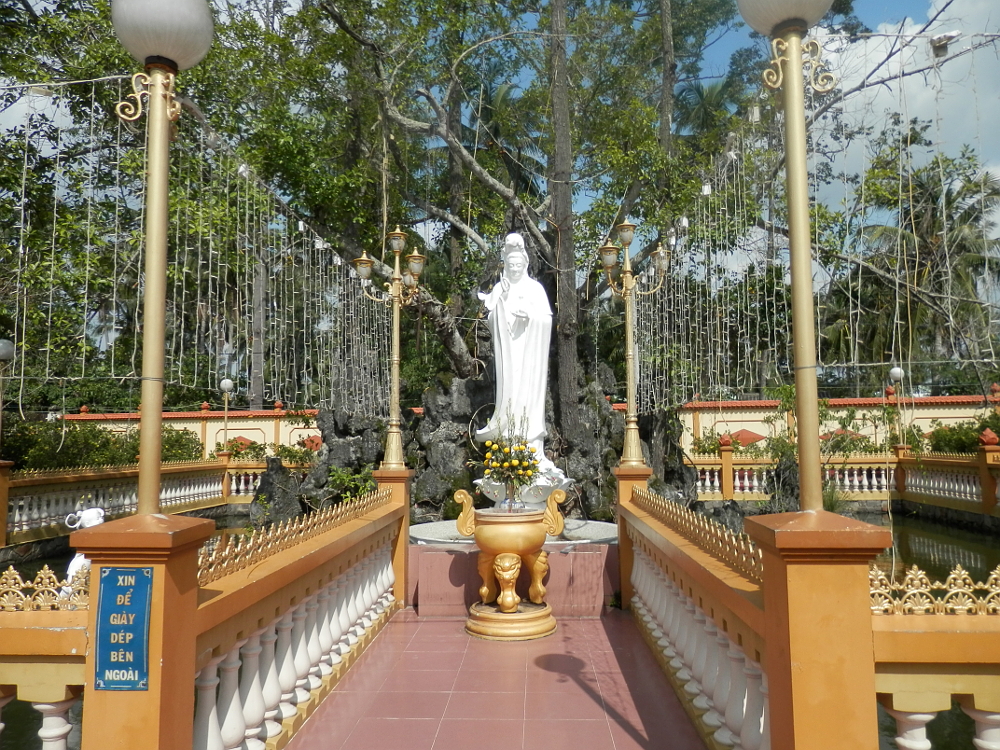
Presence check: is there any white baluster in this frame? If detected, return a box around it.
[194,657,226,750]
[740,658,764,750]
[218,639,248,750]
[274,608,298,720]
[716,642,747,747]
[345,570,362,644]
[669,592,692,674]
[886,709,936,750]
[240,631,267,750]
[962,705,1000,750]
[385,548,397,606]
[653,570,673,652]
[683,608,707,698]
[694,618,719,711]
[703,630,731,730]
[258,620,283,740]
[659,574,681,658]
[316,583,336,676]
[336,574,355,655]
[304,593,324,690]
[33,698,77,750]
[291,599,313,703]
[360,558,377,628]
[630,549,645,612]
[326,577,345,667]
[676,599,699,681]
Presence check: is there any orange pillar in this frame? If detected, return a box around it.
[719,438,734,500]
[71,514,214,750]
[613,464,653,611]
[978,444,1000,515]
[373,467,413,607]
[744,511,891,750]
[0,460,11,547]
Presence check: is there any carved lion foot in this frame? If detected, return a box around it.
[494,552,522,613]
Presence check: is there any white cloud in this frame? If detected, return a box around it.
[808,0,1000,211]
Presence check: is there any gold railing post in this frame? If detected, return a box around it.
[0,460,11,547]
[894,444,910,499]
[373,468,413,606]
[774,25,824,511]
[613,465,652,610]
[133,65,177,516]
[217,451,232,502]
[745,511,891,748]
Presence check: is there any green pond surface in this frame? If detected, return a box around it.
[1,513,996,749]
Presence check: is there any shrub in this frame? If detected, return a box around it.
[0,418,201,469]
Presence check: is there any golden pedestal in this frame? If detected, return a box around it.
[466,601,557,640]
[454,489,566,640]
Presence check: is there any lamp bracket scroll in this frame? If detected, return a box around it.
[802,39,836,93]
[115,71,151,122]
[115,70,182,125]
[763,36,836,94]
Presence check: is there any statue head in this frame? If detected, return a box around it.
[503,233,529,282]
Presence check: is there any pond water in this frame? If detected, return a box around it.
[862,510,997,749]
[1,511,995,749]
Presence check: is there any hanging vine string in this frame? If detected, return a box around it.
[634,31,1000,412]
[1,77,388,417]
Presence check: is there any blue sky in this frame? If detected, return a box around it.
[702,0,978,78]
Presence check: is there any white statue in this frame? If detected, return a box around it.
[476,233,571,507]
[476,234,552,458]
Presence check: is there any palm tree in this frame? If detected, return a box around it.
[820,149,1000,392]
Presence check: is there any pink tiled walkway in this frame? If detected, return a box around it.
[286,610,706,750]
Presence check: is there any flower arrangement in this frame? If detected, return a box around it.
[477,435,541,493]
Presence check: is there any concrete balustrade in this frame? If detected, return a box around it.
[3,457,233,546]
[620,471,897,750]
[629,545,769,749]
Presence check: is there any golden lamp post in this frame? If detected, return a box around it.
[597,223,667,470]
[0,338,14,456]
[111,0,214,514]
[737,0,835,511]
[220,378,234,448]
[353,227,427,470]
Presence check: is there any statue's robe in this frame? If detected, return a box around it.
[476,274,552,446]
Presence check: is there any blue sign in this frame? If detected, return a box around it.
[94,566,153,691]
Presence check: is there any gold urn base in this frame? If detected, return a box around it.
[465,601,557,641]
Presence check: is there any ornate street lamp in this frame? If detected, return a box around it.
[352,226,426,470]
[737,0,835,511]
[0,339,14,457]
[111,0,214,514]
[220,378,234,449]
[598,223,668,470]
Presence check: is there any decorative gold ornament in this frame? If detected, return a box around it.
[870,563,1000,615]
[197,486,391,585]
[0,564,89,612]
[115,70,181,124]
[454,488,566,639]
[763,36,835,93]
[632,487,763,584]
